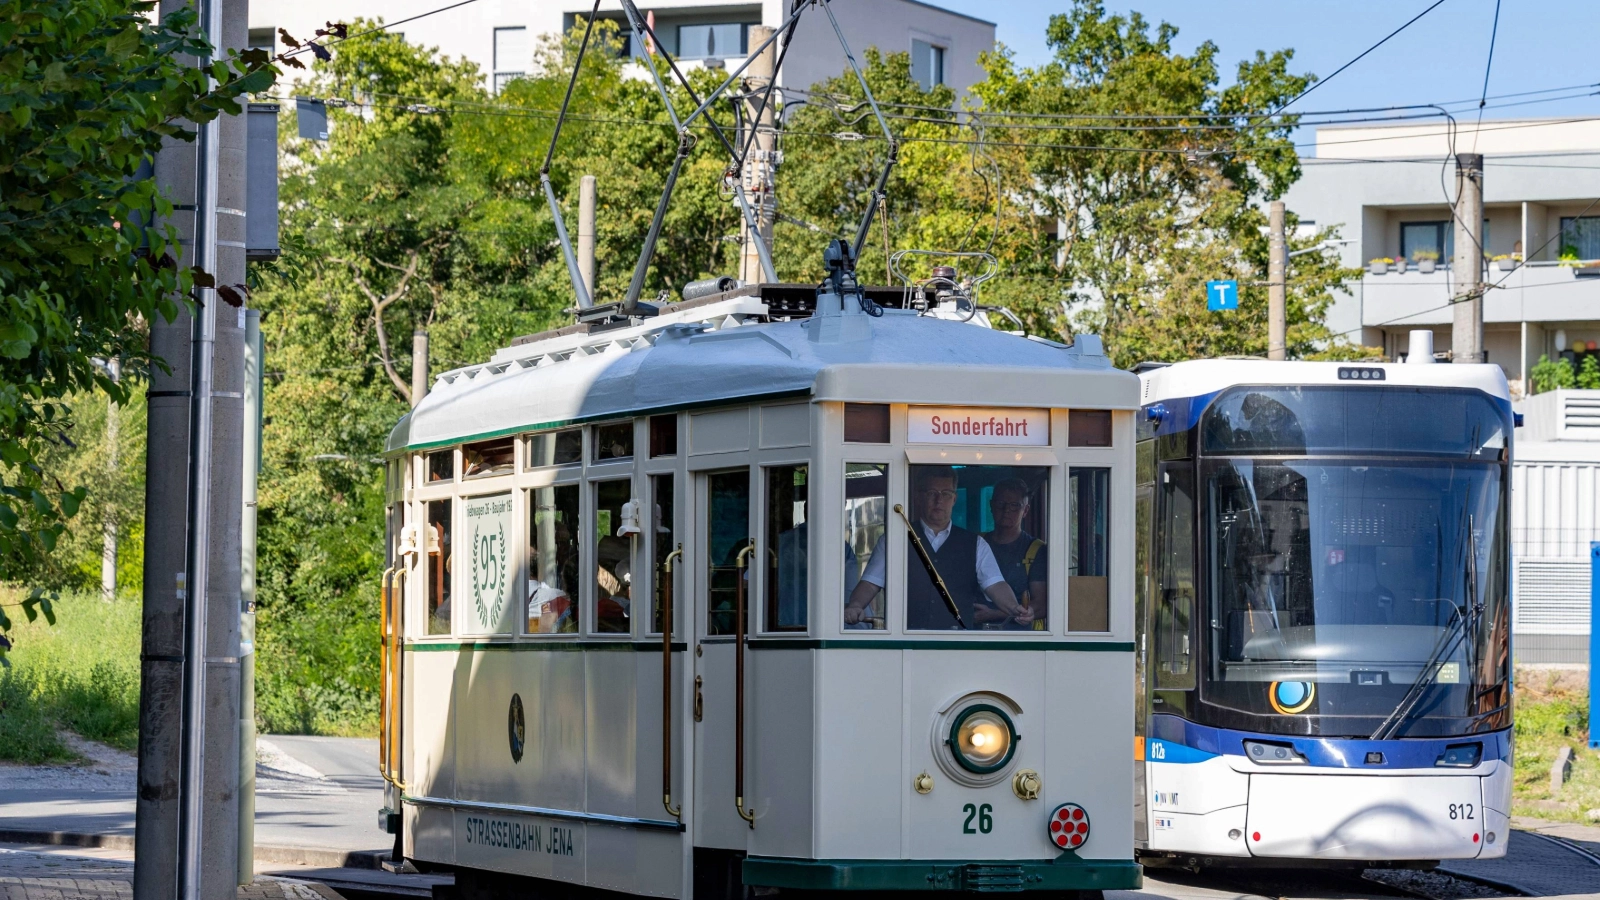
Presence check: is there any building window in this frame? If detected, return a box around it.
[1560,215,1600,261]
[1400,221,1448,262]
[247,28,275,54]
[911,39,945,90]
[493,26,527,92]
[678,23,745,60]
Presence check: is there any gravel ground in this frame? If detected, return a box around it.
[0,734,344,795]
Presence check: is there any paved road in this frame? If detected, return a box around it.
[0,736,389,856]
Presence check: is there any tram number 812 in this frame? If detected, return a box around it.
[962,803,995,834]
[1447,803,1476,821]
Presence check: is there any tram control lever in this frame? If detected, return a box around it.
[895,504,967,630]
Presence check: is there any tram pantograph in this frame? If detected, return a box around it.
[1133,347,1513,867]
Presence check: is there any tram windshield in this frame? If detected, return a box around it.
[1197,387,1511,733]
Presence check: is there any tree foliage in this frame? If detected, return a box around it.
[0,0,275,655]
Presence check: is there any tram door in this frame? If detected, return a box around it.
[694,469,754,850]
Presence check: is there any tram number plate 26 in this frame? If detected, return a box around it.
[1447,803,1475,821]
[962,803,994,834]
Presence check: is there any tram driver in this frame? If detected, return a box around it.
[844,466,1035,630]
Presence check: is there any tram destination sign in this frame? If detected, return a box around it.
[907,407,1049,446]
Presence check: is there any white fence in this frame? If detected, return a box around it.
[1512,440,1600,664]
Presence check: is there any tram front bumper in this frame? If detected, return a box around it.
[742,855,1142,892]
[1245,772,1502,861]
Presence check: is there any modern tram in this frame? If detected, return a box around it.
[375,272,1144,898]
[1132,337,1513,868]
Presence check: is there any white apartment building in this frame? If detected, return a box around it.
[250,0,995,97]
[1282,118,1600,396]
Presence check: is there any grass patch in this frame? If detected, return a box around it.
[1512,667,1598,823]
[0,590,142,761]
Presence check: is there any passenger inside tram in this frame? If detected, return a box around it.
[977,478,1048,630]
[845,466,1036,630]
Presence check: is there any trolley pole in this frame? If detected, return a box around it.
[1452,153,1485,364]
[1268,200,1287,361]
[578,174,597,295]
[739,26,777,285]
[411,330,429,407]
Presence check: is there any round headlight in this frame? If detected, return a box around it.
[948,704,1018,774]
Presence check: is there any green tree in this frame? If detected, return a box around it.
[0,0,274,653]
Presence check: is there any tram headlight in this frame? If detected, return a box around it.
[1436,742,1482,768]
[948,704,1019,774]
[1242,739,1306,765]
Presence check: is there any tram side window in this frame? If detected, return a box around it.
[652,474,677,633]
[593,421,633,462]
[1154,466,1195,688]
[527,428,582,468]
[462,438,514,478]
[426,500,452,635]
[594,480,633,633]
[527,484,580,634]
[650,415,678,457]
[427,450,455,482]
[843,464,887,630]
[1068,468,1110,632]
[766,465,809,631]
[707,471,751,636]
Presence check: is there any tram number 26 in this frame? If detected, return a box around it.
[962,803,994,834]
[1448,803,1475,821]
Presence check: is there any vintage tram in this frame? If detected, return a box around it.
[375,278,1142,897]
[1132,336,1513,867]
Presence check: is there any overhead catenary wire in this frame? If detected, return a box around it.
[278,0,486,60]
[1268,0,1451,115]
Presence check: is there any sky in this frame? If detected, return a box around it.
[930,0,1600,153]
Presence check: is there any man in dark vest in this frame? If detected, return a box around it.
[844,466,1034,629]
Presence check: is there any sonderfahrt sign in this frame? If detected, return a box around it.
[907,407,1049,446]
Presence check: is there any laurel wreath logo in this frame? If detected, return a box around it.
[472,521,507,628]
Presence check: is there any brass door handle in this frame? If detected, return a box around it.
[661,545,682,820]
[693,675,703,722]
[734,542,755,827]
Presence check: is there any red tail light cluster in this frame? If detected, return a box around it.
[1048,803,1089,850]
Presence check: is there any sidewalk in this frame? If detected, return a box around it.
[0,846,344,900]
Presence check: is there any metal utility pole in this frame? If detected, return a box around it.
[739,25,777,285]
[102,357,122,601]
[578,174,597,295]
[1267,200,1287,361]
[1453,152,1485,364]
[137,0,247,897]
[238,310,262,886]
[411,330,429,407]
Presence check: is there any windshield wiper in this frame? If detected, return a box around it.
[1370,513,1478,741]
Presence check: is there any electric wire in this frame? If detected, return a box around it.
[278,0,486,60]
[1471,0,1503,154]
[1268,0,1451,115]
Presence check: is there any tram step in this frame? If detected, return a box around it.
[963,864,1027,892]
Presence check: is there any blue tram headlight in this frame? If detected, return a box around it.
[1242,739,1306,765]
[1436,742,1482,768]
[948,704,1019,774]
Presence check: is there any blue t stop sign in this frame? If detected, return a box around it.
[1207,280,1239,311]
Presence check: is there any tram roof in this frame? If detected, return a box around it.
[386,297,1138,454]
[1137,358,1512,408]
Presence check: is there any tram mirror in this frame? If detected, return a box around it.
[1069,410,1112,447]
[462,437,513,478]
[593,421,634,462]
[650,414,678,457]
[427,449,455,482]
[900,464,1050,632]
[844,403,890,444]
[527,428,582,468]
[1068,468,1110,632]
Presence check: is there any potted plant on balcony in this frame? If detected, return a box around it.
[1559,245,1582,267]
[1492,253,1520,272]
[1414,249,1439,274]
[1368,257,1393,275]
[1393,255,1408,274]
